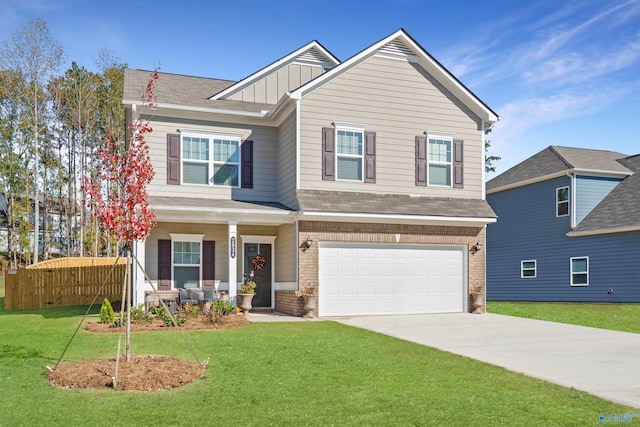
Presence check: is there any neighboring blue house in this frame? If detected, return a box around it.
[486,146,640,302]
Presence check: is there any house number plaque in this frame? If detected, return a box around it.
[230,237,236,258]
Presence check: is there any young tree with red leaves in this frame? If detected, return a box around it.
[85,71,157,362]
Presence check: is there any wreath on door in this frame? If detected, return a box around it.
[251,254,266,270]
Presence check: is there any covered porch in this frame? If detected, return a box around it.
[133,197,298,309]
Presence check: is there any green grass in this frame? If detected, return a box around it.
[488,301,640,334]
[0,302,635,426]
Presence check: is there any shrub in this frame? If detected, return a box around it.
[181,302,200,319]
[99,298,115,325]
[207,301,236,325]
[129,304,153,324]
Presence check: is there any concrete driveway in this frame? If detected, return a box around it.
[332,313,640,409]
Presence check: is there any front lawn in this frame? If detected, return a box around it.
[488,301,640,334]
[0,302,635,426]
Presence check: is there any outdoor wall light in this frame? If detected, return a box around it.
[470,241,482,254]
[300,236,313,252]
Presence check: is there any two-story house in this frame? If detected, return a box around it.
[486,146,640,302]
[124,29,499,316]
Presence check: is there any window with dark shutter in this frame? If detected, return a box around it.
[453,139,464,188]
[364,131,376,183]
[322,127,335,180]
[241,140,253,188]
[167,134,180,185]
[415,136,427,186]
[157,239,171,290]
[202,241,215,289]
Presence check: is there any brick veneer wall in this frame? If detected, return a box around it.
[275,290,305,317]
[298,221,487,314]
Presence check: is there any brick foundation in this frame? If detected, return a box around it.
[275,290,305,317]
[298,221,486,314]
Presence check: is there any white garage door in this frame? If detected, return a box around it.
[319,243,465,316]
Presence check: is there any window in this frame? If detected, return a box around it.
[182,134,240,187]
[557,186,569,217]
[336,129,363,181]
[570,257,589,286]
[173,241,201,289]
[170,233,204,289]
[428,137,452,186]
[521,260,537,278]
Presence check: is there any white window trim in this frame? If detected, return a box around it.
[170,233,204,289]
[427,134,453,187]
[335,127,365,182]
[180,132,242,188]
[521,260,537,278]
[556,186,570,217]
[570,256,589,287]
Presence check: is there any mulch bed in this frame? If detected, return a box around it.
[48,314,251,391]
[83,313,250,332]
[48,355,205,391]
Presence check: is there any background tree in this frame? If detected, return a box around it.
[0,17,63,263]
[485,140,501,174]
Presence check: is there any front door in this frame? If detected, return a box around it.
[244,243,272,308]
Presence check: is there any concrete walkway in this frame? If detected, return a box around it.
[332,313,640,409]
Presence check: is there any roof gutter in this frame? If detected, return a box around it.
[299,210,496,226]
[122,99,268,118]
[567,225,640,237]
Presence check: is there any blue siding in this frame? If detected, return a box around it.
[487,176,640,302]
[575,176,621,224]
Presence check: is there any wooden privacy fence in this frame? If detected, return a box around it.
[4,257,127,310]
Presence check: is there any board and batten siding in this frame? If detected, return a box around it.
[275,223,297,283]
[298,55,484,198]
[487,176,640,302]
[229,63,325,105]
[143,114,279,202]
[277,111,298,209]
[575,175,621,225]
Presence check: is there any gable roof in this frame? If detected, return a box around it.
[210,40,340,101]
[289,28,499,126]
[123,69,274,116]
[487,146,631,193]
[568,154,640,236]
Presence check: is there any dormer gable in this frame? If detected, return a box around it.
[210,41,339,105]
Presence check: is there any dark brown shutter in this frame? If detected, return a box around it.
[241,140,253,188]
[202,241,215,289]
[157,239,171,290]
[322,127,335,181]
[415,136,427,186]
[364,131,376,183]
[167,134,180,185]
[453,139,464,188]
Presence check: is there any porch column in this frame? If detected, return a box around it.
[132,239,146,306]
[228,221,238,304]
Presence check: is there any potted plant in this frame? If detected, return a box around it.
[237,272,256,314]
[469,283,484,314]
[295,282,317,318]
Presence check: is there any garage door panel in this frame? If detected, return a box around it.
[319,244,464,316]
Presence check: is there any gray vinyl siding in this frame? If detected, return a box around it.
[298,55,484,198]
[575,175,621,225]
[143,114,278,202]
[277,111,298,209]
[275,223,297,282]
[229,63,325,104]
[487,176,640,302]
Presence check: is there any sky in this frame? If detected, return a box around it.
[1,0,639,178]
